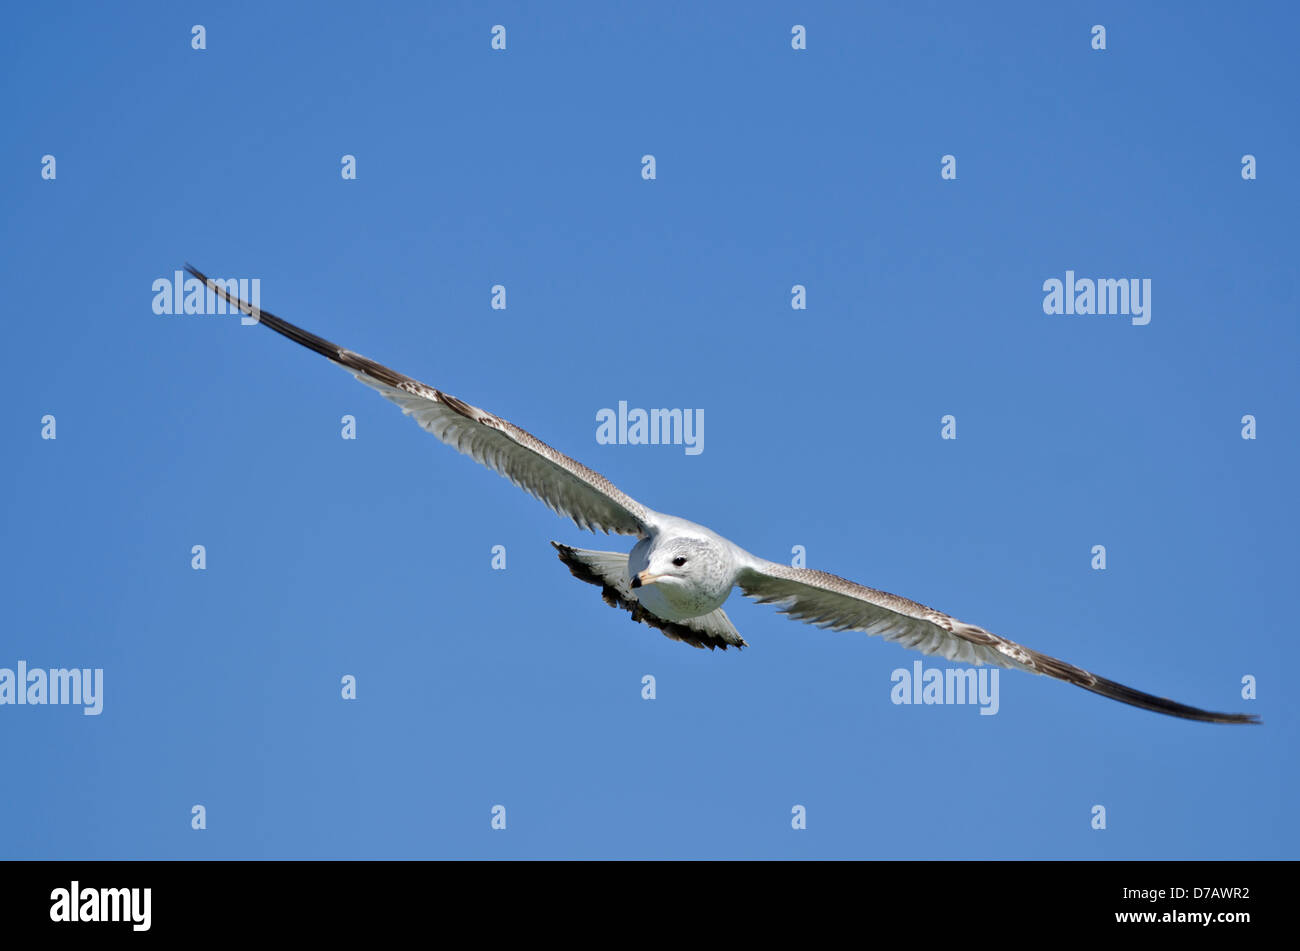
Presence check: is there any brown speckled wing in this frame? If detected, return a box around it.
[186,265,652,537]
[737,562,1258,724]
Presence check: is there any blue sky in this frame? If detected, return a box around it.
[1,1,1295,858]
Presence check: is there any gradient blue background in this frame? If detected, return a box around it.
[2,1,1295,858]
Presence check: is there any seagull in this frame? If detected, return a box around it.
[185,265,1258,725]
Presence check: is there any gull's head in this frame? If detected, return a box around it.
[631,537,721,590]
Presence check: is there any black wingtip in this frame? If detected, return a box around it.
[181,263,348,364]
[1080,674,1260,725]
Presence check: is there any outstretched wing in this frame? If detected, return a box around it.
[737,560,1258,724]
[186,265,653,536]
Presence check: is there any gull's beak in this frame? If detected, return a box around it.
[631,571,662,589]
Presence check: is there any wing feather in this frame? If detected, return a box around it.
[737,561,1258,724]
[186,265,652,536]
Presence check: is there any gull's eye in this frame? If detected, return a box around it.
[672,556,687,567]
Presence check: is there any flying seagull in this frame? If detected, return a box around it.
[185,265,1258,725]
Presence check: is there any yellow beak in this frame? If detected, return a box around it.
[633,570,662,589]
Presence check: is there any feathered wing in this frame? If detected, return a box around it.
[736,561,1258,724]
[185,265,653,536]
